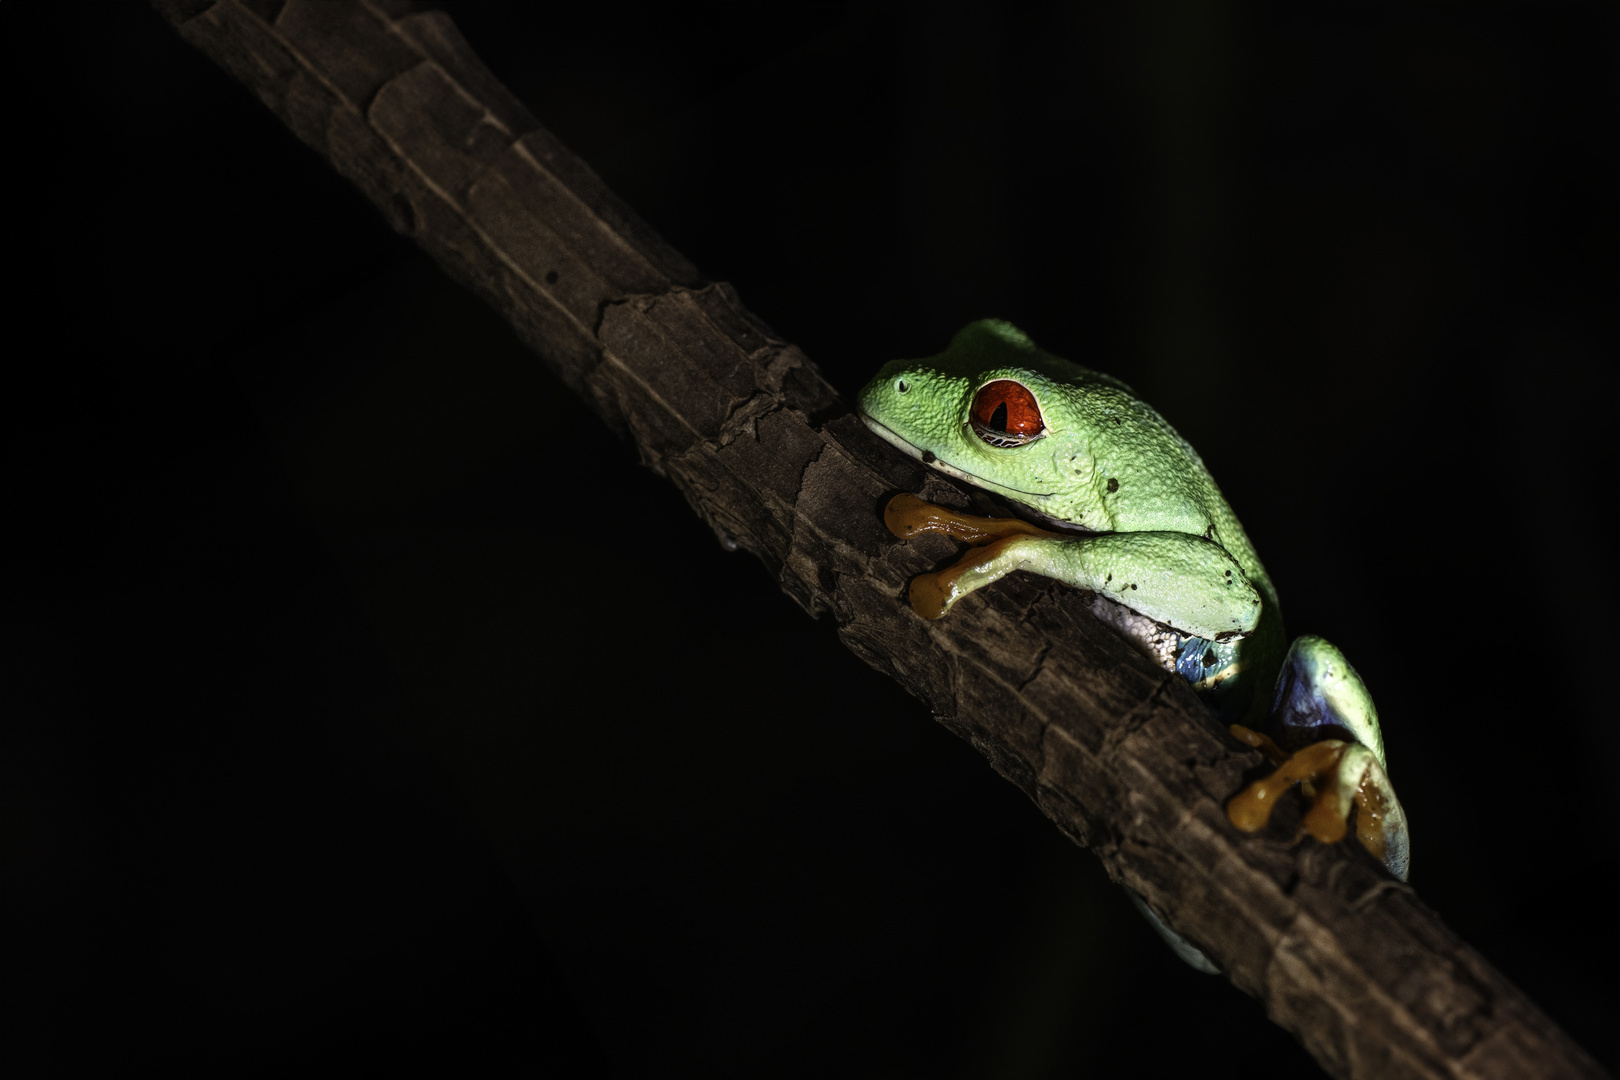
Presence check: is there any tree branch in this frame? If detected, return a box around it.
[150,2,1606,1077]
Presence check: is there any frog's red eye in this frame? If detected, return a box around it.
[970,380,1045,447]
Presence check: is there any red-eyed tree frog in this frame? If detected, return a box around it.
[858,320,1409,971]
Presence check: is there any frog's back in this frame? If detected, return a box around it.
[1010,371,1267,606]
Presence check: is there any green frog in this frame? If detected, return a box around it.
[857,320,1409,964]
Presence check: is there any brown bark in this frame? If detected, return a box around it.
[149,2,1607,1077]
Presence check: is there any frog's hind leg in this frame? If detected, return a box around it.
[1227,636,1410,880]
[1228,735,1409,879]
[1268,635,1386,764]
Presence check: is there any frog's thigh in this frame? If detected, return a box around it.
[1272,636,1387,766]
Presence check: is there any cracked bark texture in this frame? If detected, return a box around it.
[150,3,1606,1078]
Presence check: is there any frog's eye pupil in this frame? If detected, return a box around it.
[896,378,910,393]
[970,380,1045,448]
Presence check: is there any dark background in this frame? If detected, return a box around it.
[5,2,1616,1075]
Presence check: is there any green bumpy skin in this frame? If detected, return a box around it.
[858,320,1408,903]
[859,319,1286,723]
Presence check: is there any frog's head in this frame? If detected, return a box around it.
[858,320,1114,522]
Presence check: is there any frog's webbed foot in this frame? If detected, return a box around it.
[1227,730,1409,879]
[1226,637,1410,880]
[883,492,1061,546]
[883,494,1064,620]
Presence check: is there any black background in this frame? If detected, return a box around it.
[5,2,1616,1076]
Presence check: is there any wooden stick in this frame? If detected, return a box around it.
[149,3,1608,1077]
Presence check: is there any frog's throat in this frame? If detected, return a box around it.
[860,413,1056,501]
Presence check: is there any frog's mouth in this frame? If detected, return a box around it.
[859,411,1057,499]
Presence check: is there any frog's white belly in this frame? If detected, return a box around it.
[1089,594,1184,671]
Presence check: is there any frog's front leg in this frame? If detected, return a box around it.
[1228,637,1410,879]
[884,494,1263,641]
